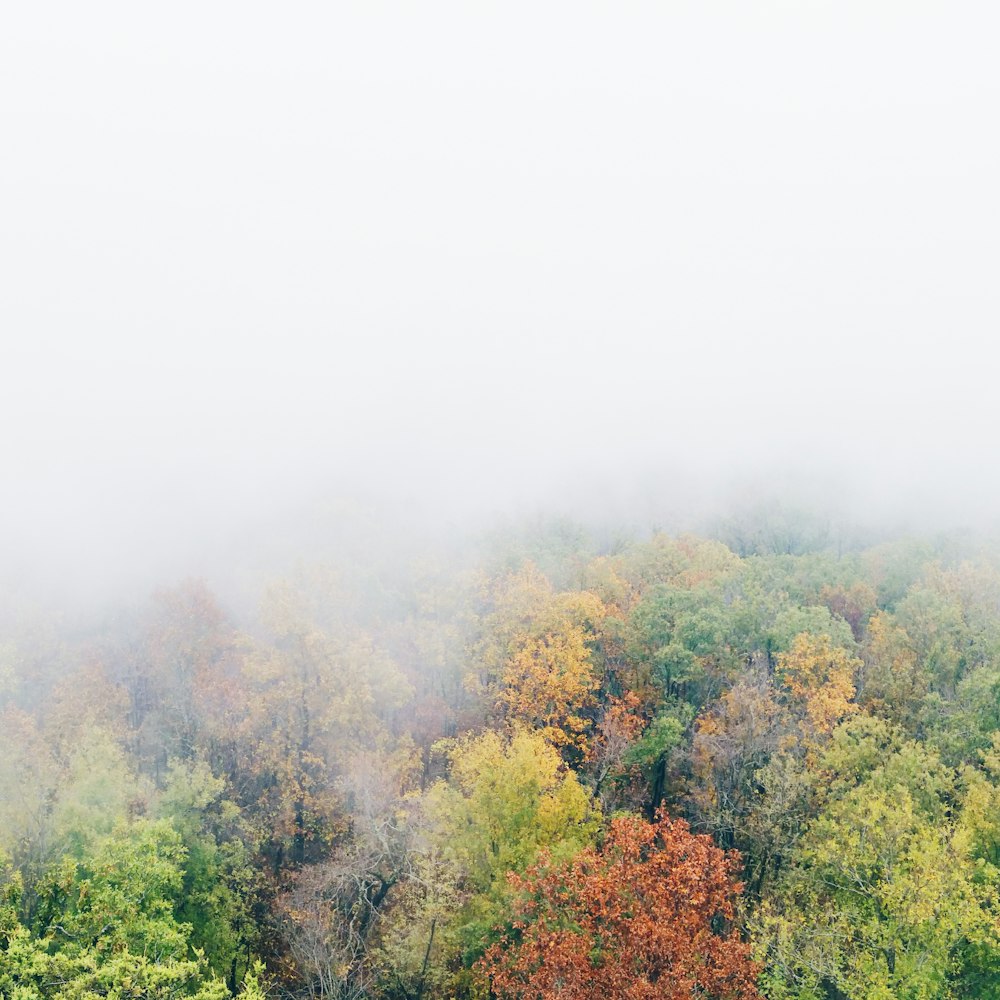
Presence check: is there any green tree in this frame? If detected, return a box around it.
[152,761,265,993]
[753,717,1000,999]
[4,821,228,999]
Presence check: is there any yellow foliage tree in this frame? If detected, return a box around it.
[496,591,607,756]
[377,727,599,997]
[778,633,860,742]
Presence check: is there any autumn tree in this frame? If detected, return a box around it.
[587,693,647,809]
[622,701,694,814]
[235,580,411,868]
[858,610,928,731]
[817,581,877,641]
[425,727,598,895]
[496,590,607,757]
[276,746,420,1000]
[468,567,609,758]
[480,811,761,1000]
[685,675,809,898]
[0,706,141,917]
[777,632,860,745]
[375,727,600,997]
[466,564,554,705]
[84,581,240,781]
[615,533,741,593]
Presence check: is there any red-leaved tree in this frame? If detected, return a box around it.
[479,812,761,1000]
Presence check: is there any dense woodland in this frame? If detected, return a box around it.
[3,507,1000,999]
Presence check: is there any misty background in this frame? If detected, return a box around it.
[2,2,998,606]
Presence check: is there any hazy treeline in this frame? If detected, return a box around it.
[3,505,1000,999]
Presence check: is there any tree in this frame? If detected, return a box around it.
[480,811,761,1000]
[235,581,411,869]
[425,728,598,897]
[859,611,928,731]
[379,727,600,996]
[615,534,741,593]
[4,821,228,1000]
[689,678,781,832]
[817,581,877,642]
[0,707,140,916]
[587,693,647,809]
[276,746,419,1000]
[777,633,859,742]
[753,716,1000,999]
[490,586,608,759]
[152,760,266,994]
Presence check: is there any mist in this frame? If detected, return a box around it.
[3,2,999,608]
[7,12,1000,996]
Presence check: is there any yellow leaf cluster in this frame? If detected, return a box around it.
[778,633,860,738]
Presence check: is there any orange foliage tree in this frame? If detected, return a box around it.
[479,812,761,1000]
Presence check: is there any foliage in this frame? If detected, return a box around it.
[2,821,228,1000]
[752,717,1000,998]
[496,591,607,757]
[385,726,604,992]
[479,811,761,1000]
[777,632,860,741]
[9,521,1000,997]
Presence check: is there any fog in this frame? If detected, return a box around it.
[2,2,999,606]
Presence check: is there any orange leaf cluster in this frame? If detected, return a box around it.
[479,812,761,1000]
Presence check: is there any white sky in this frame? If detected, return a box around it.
[2,2,999,597]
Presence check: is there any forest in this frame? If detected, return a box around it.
[5,0,997,995]
[3,507,1000,1000]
